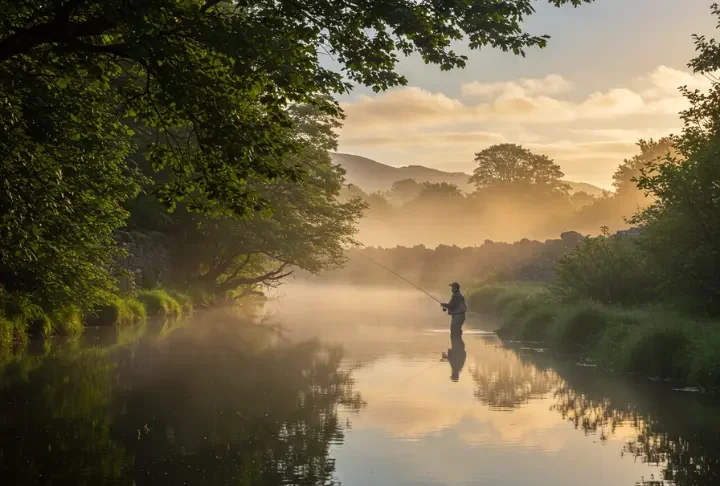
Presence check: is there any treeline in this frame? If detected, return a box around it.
[2,0,586,342]
[343,139,672,247]
[306,231,587,289]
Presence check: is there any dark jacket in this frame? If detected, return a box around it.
[445,291,467,315]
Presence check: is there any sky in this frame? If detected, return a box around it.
[334,0,718,189]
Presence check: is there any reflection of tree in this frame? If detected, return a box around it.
[112,324,364,485]
[0,322,363,486]
[470,350,557,409]
[524,355,720,486]
[0,349,132,485]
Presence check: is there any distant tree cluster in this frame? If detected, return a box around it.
[344,140,671,247]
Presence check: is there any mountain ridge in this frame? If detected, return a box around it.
[330,152,606,197]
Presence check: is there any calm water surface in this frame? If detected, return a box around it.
[2,285,720,485]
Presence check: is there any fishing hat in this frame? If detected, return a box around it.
[449,282,460,289]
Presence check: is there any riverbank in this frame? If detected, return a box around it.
[467,283,720,390]
[0,288,197,346]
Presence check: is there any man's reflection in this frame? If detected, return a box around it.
[443,337,466,382]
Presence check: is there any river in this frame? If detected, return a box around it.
[2,285,720,485]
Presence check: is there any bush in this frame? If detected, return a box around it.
[137,290,183,317]
[686,327,720,390]
[514,304,558,341]
[126,299,147,322]
[466,286,505,313]
[553,231,657,306]
[549,300,612,351]
[50,306,84,337]
[617,320,691,379]
[0,315,28,346]
[95,297,147,327]
[168,291,193,314]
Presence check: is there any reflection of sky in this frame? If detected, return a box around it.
[331,342,663,486]
[267,285,666,485]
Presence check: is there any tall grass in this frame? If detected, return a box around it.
[94,297,147,327]
[468,283,720,388]
[137,289,183,317]
[49,306,84,337]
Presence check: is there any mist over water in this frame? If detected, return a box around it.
[2,283,720,485]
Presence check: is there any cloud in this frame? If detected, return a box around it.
[341,130,507,148]
[461,74,574,99]
[640,65,712,99]
[337,66,703,187]
[340,66,701,130]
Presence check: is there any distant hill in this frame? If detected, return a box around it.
[331,152,606,197]
[565,181,606,197]
[330,153,472,192]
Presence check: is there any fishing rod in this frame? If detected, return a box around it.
[356,252,443,304]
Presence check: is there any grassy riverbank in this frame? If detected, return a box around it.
[0,288,194,346]
[468,283,720,390]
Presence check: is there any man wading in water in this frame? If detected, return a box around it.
[441,282,466,337]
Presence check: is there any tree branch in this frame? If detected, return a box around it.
[0,16,117,63]
[217,263,292,293]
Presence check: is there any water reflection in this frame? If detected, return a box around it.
[0,313,364,486]
[4,299,720,486]
[470,347,558,410]
[520,354,720,486]
[442,337,466,381]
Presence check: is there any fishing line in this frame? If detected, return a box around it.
[356,252,443,304]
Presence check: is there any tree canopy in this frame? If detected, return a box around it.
[469,144,570,198]
[0,0,592,313]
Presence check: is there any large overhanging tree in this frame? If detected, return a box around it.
[168,103,366,296]
[0,0,591,309]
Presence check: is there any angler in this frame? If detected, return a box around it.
[441,282,466,337]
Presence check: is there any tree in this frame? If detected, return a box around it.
[417,182,465,201]
[470,144,570,198]
[389,179,422,205]
[570,191,595,209]
[612,138,676,199]
[166,103,365,296]
[0,0,591,310]
[1,0,592,218]
[630,5,720,314]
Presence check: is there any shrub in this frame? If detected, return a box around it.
[553,231,657,306]
[50,306,84,337]
[126,299,147,322]
[514,304,558,341]
[686,327,720,390]
[95,297,147,327]
[168,292,193,314]
[549,300,612,351]
[137,290,183,317]
[618,320,691,380]
[0,315,28,346]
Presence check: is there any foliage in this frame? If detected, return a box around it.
[468,283,720,387]
[0,0,589,219]
[137,290,183,318]
[164,103,365,295]
[628,7,720,315]
[0,0,591,337]
[389,178,423,205]
[548,300,613,350]
[553,229,656,305]
[612,138,675,198]
[94,297,147,328]
[49,306,85,337]
[470,144,570,198]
